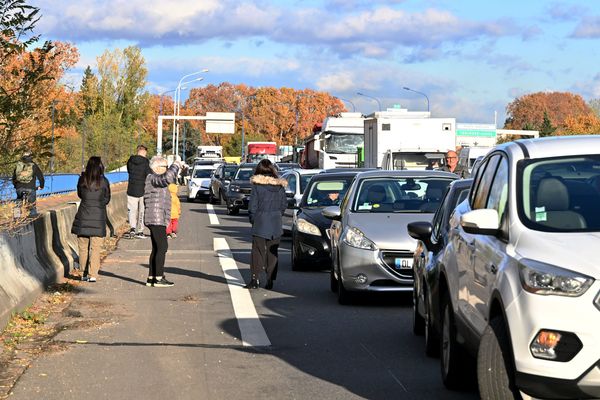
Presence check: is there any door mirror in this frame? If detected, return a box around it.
[322,206,342,221]
[407,221,435,251]
[287,198,298,209]
[285,190,295,198]
[460,209,499,235]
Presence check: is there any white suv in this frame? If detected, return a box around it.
[440,136,600,399]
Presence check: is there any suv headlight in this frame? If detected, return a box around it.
[518,259,594,297]
[342,227,377,250]
[297,218,321,236]
[230,184,240,192]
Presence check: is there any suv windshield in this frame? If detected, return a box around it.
[519,155,600,231]
[352,177,454,213]
[223,165,237,178]
[193,169,212,178]
[303,178,353,207]
[323,133,364,154]
[234,168,254,181]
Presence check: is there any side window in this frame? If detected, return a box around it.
[286,174,297,192]
[486,156,509,223]
[472,155,501,210]
[430,189,449,240]
[340,179,355,213]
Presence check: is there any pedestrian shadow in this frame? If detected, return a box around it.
[99,270,146,286]
[165,266,228,285]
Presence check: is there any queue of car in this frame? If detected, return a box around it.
[187,136,600,399]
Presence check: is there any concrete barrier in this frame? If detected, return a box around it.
[0,187,128,329]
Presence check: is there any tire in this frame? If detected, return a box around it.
[337,270,352,305]
[220,190,225,203]
[212,188,222,205]
[290,239,304,271]
[412,286,425,336]
[227,206,239,216]
[424,292,440,357]
[477,317,521,400]
[187,197,195,203]
[440,293,471,389]
[330,268,338,292]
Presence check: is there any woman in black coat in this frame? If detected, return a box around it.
[71,156,111,282]
[246,159,288,290]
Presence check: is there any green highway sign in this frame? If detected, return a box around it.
[456,129,496,137]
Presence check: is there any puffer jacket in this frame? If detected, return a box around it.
[248,174,288,239]
[169,183,181,219]
[144,164,179,226]
[71,176,111,237]
[127,155,151,197]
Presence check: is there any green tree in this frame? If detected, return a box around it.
[539,111,556,137]
[80,66,98,116]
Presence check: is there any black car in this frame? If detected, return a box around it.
[209,163,238,204]
[407,179,472,356]
[290,171,359,270]
[226,163,257,215]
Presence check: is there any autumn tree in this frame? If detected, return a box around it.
[504,92,595,135]
[0,1,79,173]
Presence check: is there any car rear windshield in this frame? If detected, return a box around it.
[352,177,454,213]
[302,178,353,207]
[518,155,600,232]
[235,168,254,180]
[193,169,212,178]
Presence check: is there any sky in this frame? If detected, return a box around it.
[30,0,600,125]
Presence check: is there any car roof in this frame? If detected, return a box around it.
[354,169,459,179]
[310,171,361,180]
[238,163,258,168]
[320,168,376,173]
[497,135,600,160]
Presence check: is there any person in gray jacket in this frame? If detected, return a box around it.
[246,159,288,290]
[143,156,180,287]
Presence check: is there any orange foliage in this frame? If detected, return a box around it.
[562,114,600,135]
[505,91,595,134]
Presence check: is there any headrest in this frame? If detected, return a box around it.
[426,188,443,201]
[367,185,386,204]
[536,178,569,211]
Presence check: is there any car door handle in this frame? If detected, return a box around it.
[488,264,498,274]
[465,240,476,250]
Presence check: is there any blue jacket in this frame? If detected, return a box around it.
[248,174,288,239]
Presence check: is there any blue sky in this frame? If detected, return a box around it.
[31,0,600,124]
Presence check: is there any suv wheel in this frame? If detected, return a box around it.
[227,205,239,216]
[412,287,425,336]
[329,268,338,292]
[424,293,440,357]
[440,293,471,389]
[212,188,221,205]
[291,239,304,271]
[477,317,520,399]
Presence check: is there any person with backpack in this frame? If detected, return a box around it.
[12,151,44,216]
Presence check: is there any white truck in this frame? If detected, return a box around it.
[302,112,365,169]
[363,108,455,170]
[196,145,223,160]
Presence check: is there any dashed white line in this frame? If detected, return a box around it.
[206,204,220,225]
[214,238,271,347]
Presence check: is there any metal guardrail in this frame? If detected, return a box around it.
[0,172,129,201]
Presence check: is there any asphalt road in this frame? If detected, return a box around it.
[8,196,479,400]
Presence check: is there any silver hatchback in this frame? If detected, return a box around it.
[324,170,457,304]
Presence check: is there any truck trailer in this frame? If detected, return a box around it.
[301,112,365,169]
[363,108,455,170]
[246,142,278,162]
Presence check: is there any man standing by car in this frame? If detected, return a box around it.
[125,145,151,239]
[438,150,467,178]
[12,150,44,216]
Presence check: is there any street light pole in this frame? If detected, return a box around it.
[356,92,382,111]
[173,69,209,157]
[403,86,430,112]
[334,96,355,112]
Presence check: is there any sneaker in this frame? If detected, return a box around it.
[167,234,172,239]
[88,277,97,282]
[123,229,135,239]
[135,232,148,239]
[82,275,89,282]
[153,277,174,287]
[171,232,177,238]
[146,276,157,287]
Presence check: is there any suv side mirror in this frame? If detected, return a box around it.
[322,206,341,221]
[285,190,295,198]
[407,221,437,251]
[460,209,499,235]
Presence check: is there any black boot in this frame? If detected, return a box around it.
[265,278,274,290]
[244,278,259,289]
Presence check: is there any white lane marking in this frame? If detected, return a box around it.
[206,204,220,225]
[214,238,271,347]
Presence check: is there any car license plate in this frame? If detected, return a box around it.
[394,258,412,270]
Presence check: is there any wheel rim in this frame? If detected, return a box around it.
[442,306,450,375]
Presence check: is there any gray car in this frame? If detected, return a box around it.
[324,170,458,304]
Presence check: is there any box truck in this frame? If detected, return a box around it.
[363,108,455,170]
